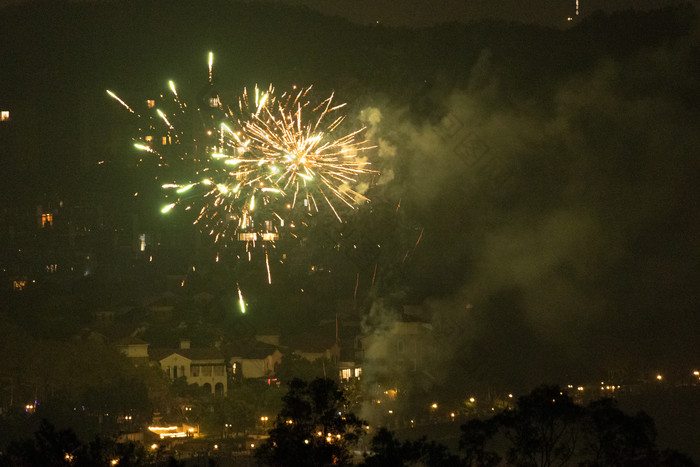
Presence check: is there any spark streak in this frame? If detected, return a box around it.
[237,283,246,314]
[106,90,134,113]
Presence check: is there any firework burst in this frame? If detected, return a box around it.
[107,53,376,253]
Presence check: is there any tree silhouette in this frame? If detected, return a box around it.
[255,378,364,467]
[460,418,501,467]
[459,385,697,467]
[497,385,584,466]
[0,419,156,467]
[363,427,460,467]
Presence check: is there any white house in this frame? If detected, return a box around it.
[228,341,283,379]
[150,341,228,396]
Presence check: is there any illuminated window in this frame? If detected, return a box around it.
[145,135,153,142]
[162,135,171,145]
[232,362,238,375]
[146,99,155,108]
[354,368,362,378]
[41,213,53,227]
[0,111,9,121]
[238,232,257,241]
[209,97,219,107]
[341,369,351,380]
[139,234,146,252]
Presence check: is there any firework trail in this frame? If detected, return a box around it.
[237,283,246,314]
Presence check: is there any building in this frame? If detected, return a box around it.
[150,340,228,396]
[226,340,283,380]
[116,336,150,360]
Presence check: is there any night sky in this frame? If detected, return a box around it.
[1,0,699,403]
[263,0,690,26]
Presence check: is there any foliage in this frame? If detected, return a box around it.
[255,378,364,467]
[497,385,584,466]
[0,419,162,467]
[362,427,460,467]
[579,398,657,466]
[460,419,502,467]
[275,353,338,384]
[459,385,697,467]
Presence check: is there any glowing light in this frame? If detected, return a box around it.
[133,143,153,152]
[161,203,176,213]
[148,426,188,438]
[157,109,173,129]
[176,184,194,193]
[106,90,134,113]
[237,284,246,314]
